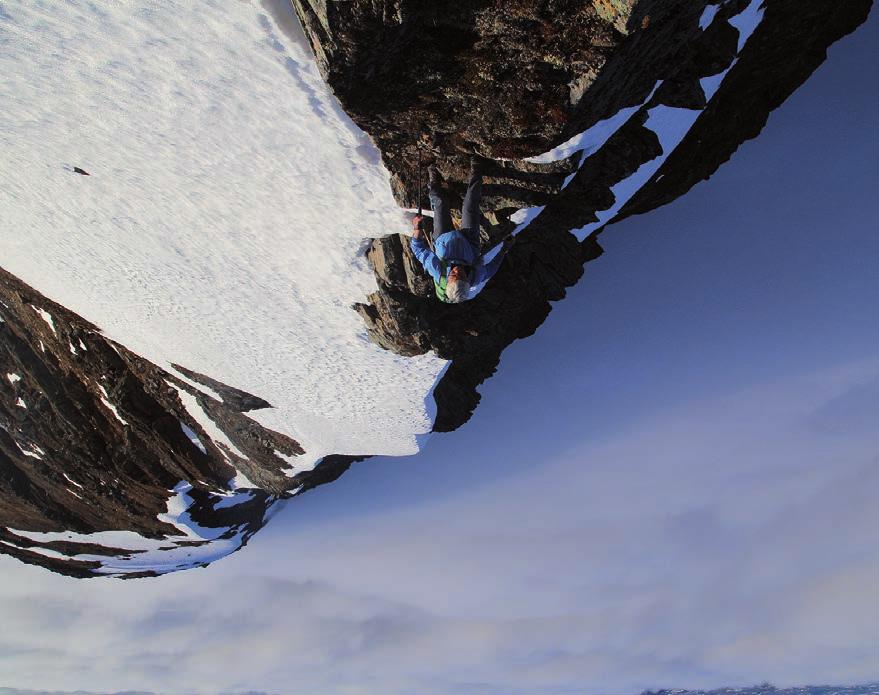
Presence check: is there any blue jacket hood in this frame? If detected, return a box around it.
[434,231,478,266]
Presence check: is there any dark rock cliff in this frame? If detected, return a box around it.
[290,0,872,430]
[0,268,364,577]
[0,0,872,576]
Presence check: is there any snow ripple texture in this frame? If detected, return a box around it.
[0,2,447,468]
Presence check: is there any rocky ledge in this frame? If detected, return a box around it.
[290,0,872,430]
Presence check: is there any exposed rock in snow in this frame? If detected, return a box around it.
[0,267,367,577]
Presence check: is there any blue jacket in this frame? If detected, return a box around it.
[410,231,504,287]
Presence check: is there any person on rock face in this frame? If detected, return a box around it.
[411,158,513,303]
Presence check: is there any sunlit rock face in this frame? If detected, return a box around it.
[293,0,872,429]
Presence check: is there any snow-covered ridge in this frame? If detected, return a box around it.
[0,1,446,471]
[8,482,278,576]
[516,0,766,241]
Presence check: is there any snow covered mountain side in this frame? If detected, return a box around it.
[0,2,441,576]
[0,266,363,577]
[296,0,873,429]
[0,0,873,577]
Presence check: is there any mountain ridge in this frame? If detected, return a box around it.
[0,0,872,576]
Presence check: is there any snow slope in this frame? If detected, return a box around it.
[0,2,447,467]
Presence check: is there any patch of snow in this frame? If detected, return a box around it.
[699,4,721,31]
[1,541,70,562]
[78,338,87,351]
[69,341,78,355]
[38,341,45,353]
[20,443,46,461]
[0,2,446,470]
[11,528,158,551]
[729,0,766,53]
[213,489,257,510]
[231,470,261,490]
[171,384,249,462]
[274,449,307,477]
[7,373,21,385]
[180,421,208,455]
[571,106,702,241]
[509,205,546,236]
[229,468,259,490]
[97,385,129,426]
[528,2,766,245]
[31,306,57,335]
[157,482,225,541]
[16,398,27,409]
[63,473,84,489]
[525,82,660,164]
[8,479,276,576]
[516,82,663,237]
[567,0,766,244]
[166,371,225,404]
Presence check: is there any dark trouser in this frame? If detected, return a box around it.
[430,171,482,248]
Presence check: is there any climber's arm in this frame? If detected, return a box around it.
[410,226,442,284]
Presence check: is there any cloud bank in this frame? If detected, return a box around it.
[1,359,878,695]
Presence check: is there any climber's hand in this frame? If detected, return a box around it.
[412,215,424,238]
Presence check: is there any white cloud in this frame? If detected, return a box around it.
[1,360,878,695]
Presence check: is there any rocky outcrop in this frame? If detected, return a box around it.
[0,267,366,577]
[292,0,873,430]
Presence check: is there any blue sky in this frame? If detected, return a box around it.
[1,8,877,695]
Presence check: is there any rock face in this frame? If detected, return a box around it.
[0,268,364,577]
[0,0,872,576]
[292,0,873,430]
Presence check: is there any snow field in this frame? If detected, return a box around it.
[0,1,447,472]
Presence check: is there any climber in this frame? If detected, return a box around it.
[410,158,513,303]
